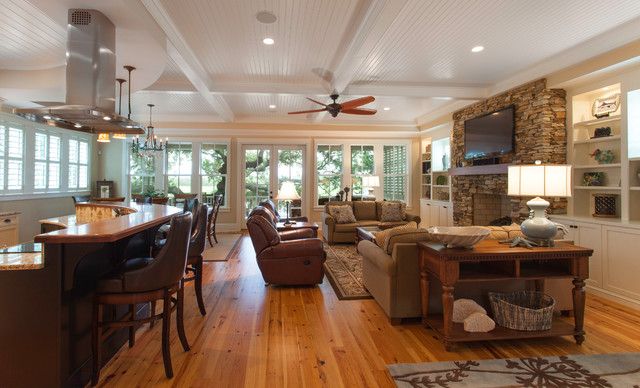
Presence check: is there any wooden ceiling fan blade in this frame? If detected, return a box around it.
[342,108,377,115]
[288,108,327,114]
[306,97,327,106]
[340,96,375,110]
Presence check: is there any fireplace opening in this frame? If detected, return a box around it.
[472,194,514,226]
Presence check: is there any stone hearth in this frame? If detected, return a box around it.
[473,194,515,226]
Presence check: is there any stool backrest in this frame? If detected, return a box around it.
[126,212,192,292]
[188,203,208,257]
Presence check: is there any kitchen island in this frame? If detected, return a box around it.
[0,203,182,388]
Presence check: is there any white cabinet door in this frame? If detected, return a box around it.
[429,203,440,226]
[439,205,450,227]
[419,199,430,228]
[575,222,603,288]
[602,226,640,301]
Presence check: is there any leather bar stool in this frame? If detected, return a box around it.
[91,212,193,386]
[151,203,208,319]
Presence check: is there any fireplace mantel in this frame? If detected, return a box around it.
[449,163,509,176]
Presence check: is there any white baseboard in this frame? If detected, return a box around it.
[587,285,640,311]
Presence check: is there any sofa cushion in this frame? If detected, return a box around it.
[384,228,430,254]
[379,221,408,229]
[327,205,357,224]
[372,221,417,249]
[357,220,379,227]
[334,222,359,232]
[353,201,377,220]
[379,201,406,222]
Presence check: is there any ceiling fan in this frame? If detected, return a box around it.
[288,94,376,117]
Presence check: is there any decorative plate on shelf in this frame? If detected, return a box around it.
[592,93,620,118]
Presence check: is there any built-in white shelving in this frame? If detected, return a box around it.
[574,186,621,190]
[573,163,621,169]
[573,135,621,145]
[573,116,621,127]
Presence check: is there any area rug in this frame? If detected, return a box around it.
[388,353,640,387]
[323,243,372,300]
[202,233,242,262]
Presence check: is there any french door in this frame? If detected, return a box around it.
[242,144,305,219]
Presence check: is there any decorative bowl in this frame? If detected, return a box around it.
[427,226,490,248]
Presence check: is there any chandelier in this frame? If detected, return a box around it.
[131,103,167,156]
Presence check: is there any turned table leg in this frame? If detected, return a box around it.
[420,270,430,325]
[441,284,455,351]
[572,277,586,345]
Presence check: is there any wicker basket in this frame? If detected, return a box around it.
[488,291,555,331]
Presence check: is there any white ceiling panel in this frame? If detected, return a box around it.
[0,0,66,70]
[353,0,640,85]
[129,90,219,122]
[157,0,362,85]
[146,57,196,91]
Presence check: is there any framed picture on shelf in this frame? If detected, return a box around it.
[96,180,114,198]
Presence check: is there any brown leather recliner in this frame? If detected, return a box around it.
[259,198,308,222]
[247,212,326,285]
[249,206,314,240]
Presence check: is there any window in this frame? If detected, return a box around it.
[316,145,342,205]
[129,152,155,195]
[383,145,408,201]
[68,139,89,190]
[0,126,24,192]
[166,143,193,195]
[350,145,374,199]
[200,143,228,207]
[34,132,61,191]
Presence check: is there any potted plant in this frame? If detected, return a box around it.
[144,188,169,205]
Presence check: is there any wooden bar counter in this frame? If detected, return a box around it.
[0,203,181,388]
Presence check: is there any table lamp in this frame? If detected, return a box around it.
[508,161,572,245]
[362,175,380,199]
[277,181,301,225]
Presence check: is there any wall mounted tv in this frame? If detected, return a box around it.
[464,105,515,160]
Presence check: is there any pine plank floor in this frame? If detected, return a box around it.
[97,236,640,387]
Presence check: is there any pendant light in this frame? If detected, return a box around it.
[131,104,167,155]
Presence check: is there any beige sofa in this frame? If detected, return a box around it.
[360,225,572,324]
[321,201,420,244]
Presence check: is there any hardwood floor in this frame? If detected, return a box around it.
[98,236,640,387]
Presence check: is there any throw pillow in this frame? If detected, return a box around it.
[379,201,406,222]
[327,205,357,224]
[372,221,417,249]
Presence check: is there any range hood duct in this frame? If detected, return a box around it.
[13,9,144,134]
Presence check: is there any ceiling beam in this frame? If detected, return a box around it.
[141,0,234,122]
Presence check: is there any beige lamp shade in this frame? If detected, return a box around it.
[508,162,572,197]
[97,133,110,143]
[362,175,380,188]
[277,181,300,201]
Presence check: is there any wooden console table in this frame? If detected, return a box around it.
[417,240,593,351]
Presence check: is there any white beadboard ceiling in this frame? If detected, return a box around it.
[2,0,640,126]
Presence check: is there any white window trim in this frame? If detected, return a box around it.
[382,144,409,202]
[0,113,92,201]
[313,139,411,210]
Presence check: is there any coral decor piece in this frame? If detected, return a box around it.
[452,298,486,323]
[463,312,496,333]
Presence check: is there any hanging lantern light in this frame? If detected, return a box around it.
[112,133,127,139]
[97,133,111,143]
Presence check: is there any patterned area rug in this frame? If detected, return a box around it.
[388,353,640,387]
[323,243,372,300]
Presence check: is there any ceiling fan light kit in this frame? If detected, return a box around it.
[288,94,377,117]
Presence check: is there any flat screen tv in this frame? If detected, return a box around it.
[464,105,515,160]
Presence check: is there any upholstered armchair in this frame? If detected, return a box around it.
[259,198,308,222]
[248,206,314,240]
[246,213,325,285]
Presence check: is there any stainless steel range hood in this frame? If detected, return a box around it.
[14,9,144,134]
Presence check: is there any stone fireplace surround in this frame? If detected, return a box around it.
[450,79,568,226]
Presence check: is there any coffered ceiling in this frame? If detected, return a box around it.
[2,0,640,128]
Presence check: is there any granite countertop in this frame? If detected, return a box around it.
[0,242,44,271]
[0,211,21,217]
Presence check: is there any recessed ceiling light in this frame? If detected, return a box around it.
[43,115,52,120]
[102,116,112,121]
[268,104,277,109]
[263,37,275,45]
[383,107,391,111]
[256,11,277,24]
[74,123,82,128]
[471,45,484,53]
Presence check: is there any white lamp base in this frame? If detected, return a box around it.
[520,197,557,243]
